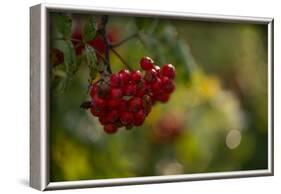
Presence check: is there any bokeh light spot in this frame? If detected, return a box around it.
[226,129,242,149]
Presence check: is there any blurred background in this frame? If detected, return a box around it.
[50,13,268,181]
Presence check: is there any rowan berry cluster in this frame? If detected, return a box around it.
[89,56,176,134]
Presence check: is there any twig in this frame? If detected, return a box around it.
[110,32,139,48]
[98,15,112,75]
[110,47,133,71]
[136,32,148,47]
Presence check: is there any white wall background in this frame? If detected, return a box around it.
[0,0,279,193]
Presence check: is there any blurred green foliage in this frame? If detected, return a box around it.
[49,13,268,181]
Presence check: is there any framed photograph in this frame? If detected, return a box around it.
[30,3,274,191]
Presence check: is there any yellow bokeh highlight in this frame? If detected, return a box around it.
[52,134,92,181]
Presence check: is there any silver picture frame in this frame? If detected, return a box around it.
[30,3,274,191]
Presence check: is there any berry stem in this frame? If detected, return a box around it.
[110,47,133,71]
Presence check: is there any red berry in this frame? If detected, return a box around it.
[124,83,137,96]
[107,110,119,123]
[129,97,143,112]
[118,69,131,85]
[120,111,133,125]
[157,93,170,102]
[154,65,161,75]
[140,56,154,70]
[136,89,146,97]
[110,74,121,88]
[119,99,128,111]
[151,78,162,94]
[150,93,158,105]
[108,99,120,109]
[161,64,176,79]
[92,95,107,109]
[99,115,110,125]
[135,81,148,97]
[91,107,103,117]
[134,109,146,126]
[165,82,175,93]
[161,77,175,93]
[90,83,98,98]
[131,70,142,83]
[144,68,158,82]
[103,124,118,134]
[110,87,122,99]
[88,56,176,132]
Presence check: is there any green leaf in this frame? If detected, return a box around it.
[53,14,72,38]
[175,42,192,80]
[51,68,72,94]
[52,40,77,75]
[162,40,194,83]
[158,25,195,82]
[83,17,97,42]
[85,44,98,81]
[64,40,77,74]
[160,25,178,47]
[56,76,72,93]
[52,66,67,78]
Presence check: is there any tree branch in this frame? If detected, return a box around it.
[98,15,112,75]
